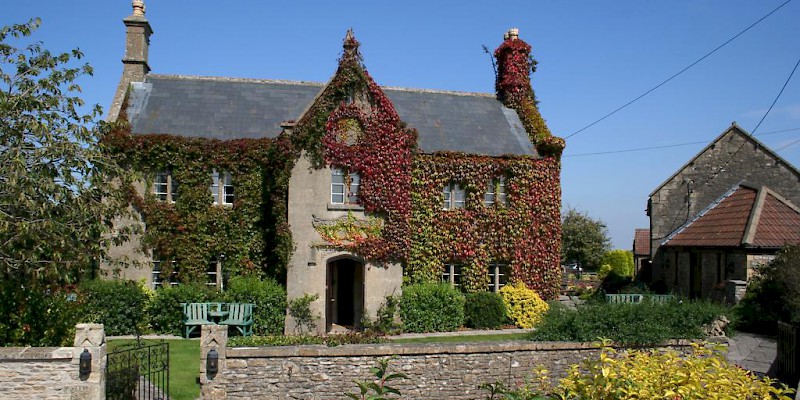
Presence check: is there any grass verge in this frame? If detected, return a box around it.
[108,339,200,400]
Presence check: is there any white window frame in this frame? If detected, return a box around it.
[441,263,464,290]
[152,258,178,289]
[331,168,360,205]
[488,263,510,292]
[442,183,466,210]
[207,257,222,290]
[153,170,178,203]
[211,169,234,206]
[484,177,508,206]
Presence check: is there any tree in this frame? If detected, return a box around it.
[0,19,136,284]
[599,249,634,279]
[561,208,611,270]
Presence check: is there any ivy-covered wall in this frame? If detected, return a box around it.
[105,29,563,299]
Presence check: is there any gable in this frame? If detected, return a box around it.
[126,75,534,156]
[648,123,800,198]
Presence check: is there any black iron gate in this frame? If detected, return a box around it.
[106,339,169,400]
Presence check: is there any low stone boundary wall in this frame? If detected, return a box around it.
[0,324,106,400]
[199,325,691,400]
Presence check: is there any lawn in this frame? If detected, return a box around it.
[107,339,200,400]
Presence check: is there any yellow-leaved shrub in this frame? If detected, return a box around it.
[499,281,548,329]
[556,340,794,399]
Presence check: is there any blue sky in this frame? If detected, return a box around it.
[6,1,800,249]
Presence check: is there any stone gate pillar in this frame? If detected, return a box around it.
[73,323,106,400]
[200,324,228,399]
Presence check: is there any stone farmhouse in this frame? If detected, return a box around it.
[646,123,800,301]
[104,2,564,333]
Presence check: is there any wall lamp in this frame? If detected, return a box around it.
[79,349,92,375]
[207,348,219,374]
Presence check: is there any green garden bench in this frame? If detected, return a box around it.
[219,303,254,337]
[181,302,215,338]
[605,294,643,304]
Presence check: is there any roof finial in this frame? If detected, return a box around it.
[132,0,146,17]
[342,28,361,62]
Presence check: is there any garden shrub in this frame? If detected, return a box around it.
[148,283,220,335]
[499,281,548,329]
[363,294,402,335]
[399,282,464,333]
[79,279,149,336]
[464,292,507,329]
[735,244,800,335]
[532,299,728,345]
[228,332,385,347]
[598,249,634,279]
[223,276,286,335]
[288,293,320,335]
[0,279,81,346]
[481,342,794,399]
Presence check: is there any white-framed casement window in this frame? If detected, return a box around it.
[152,257,178,289]
[211,170,234,206]
[331,168,360,205]
[442,183,466,210]
[207,257,222,290]
[441,263,463,290]
[153,170,178,203]
[484,177,508,206]
[487,263,510,292]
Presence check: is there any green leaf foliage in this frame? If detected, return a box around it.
[531,299,728,345]
[464,292,507,329]
[0,279,81,346]
[79,279,149,336]
[561,208,611,270]
[399,283,464,333]
[598,249,634,279]
[223,276,286,335]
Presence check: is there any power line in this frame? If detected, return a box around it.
[751,53,800,134]
[775,137,800,152]
[563,127,800,157]
[563,0,794,140]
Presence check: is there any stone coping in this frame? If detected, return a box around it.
[228,340,693,358]
[0,346,73,361]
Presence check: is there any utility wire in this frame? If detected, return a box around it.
[751,53,800,134]
[563,127,800,157]
[563,0,794,140]
[775,137,800,152]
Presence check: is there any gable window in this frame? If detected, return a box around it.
[442,183,466,210]
[211,170,234,206]
[441,262,463,290]
[331,168,360,205]
[153,170,178,203]
[484,177,508,206]
[488,263,510,292]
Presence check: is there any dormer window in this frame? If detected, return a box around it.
[211,170,234,206]
[153,170,177,203]
[331,168,360,204]
[442,183,465,210]
[484,177,507,206]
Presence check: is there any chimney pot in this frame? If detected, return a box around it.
[508,28,519,40]
[132,0,146,17]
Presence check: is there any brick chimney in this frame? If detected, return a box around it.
[108,0,153,121]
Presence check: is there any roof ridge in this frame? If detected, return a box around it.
[146,73,326,87]
[383,86,495,98]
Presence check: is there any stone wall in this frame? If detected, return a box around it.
[199,326,690,400]
[0,324,106,400]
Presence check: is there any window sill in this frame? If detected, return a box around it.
[328,203,364,211]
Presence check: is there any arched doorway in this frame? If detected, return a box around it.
[326,257,364,332]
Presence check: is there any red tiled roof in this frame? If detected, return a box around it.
[633,229,650,255]
[664,184,800,248]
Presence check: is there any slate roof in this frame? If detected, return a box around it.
[126,74,535,157]
[633,229,650,256]
[663,183,800,249]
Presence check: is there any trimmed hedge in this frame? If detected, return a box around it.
[79,279,149,336]
[223,276,286,335]
[464,292,507,329]
[531,299,728,345]
[400,283,464,333]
